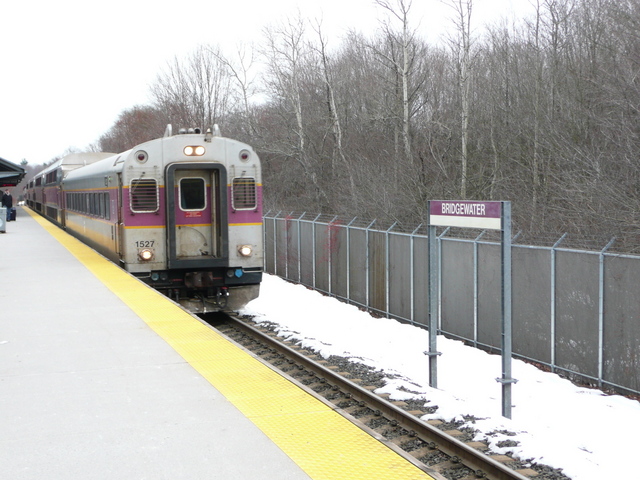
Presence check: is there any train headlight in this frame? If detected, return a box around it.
[237,244,253,257]
[184,145,205,156]
[138,248,155,261]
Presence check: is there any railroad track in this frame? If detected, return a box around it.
[207,313,545,480]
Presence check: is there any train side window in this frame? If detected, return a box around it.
[98,193,104,218]
[104,193,110,220]
[130,179,159,213]
[232,177,257,210]
[179,178,206,211]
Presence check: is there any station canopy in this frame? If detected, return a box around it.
[0,157,26,187]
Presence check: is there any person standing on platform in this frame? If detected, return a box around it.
[2,190,13,221]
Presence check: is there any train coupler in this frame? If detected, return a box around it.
[216,287,229,309]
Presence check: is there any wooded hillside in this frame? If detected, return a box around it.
[96,0,640,252]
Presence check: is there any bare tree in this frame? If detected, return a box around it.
[444,0,474,199]
[97,105,166,153]
[150,45,234,130]
[260,14,329,208]
[207,43,259,136]
[374,0,417,161]
[312,21,358,206]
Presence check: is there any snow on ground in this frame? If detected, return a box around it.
[240,274,640,480]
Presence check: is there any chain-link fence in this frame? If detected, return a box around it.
[264,211,640,397]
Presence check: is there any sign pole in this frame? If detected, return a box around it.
[498,201,516,418]
[427,206,440,388]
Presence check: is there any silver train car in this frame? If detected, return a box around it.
[25,125,263,313]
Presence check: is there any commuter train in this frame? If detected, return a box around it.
[25,125,262,313]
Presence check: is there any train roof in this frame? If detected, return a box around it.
[60,152,116,167]
[34,152,116,179]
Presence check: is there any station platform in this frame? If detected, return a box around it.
[0,207,433,480]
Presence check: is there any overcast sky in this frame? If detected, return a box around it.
[0,0,532,167]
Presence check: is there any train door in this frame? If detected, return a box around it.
[116,173,125,263]
[166,163,228,269]
[59,186,66,227]
[57,169,65,227]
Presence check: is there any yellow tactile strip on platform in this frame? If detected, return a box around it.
[27,209,433,480]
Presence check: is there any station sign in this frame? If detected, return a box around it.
[427,199,515,418]
[428,200,502,230]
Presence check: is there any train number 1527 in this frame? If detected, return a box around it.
[135,240,155,248]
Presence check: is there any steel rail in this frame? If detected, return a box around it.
[226,315,530,480]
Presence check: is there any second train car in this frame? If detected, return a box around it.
[25,125,263,313]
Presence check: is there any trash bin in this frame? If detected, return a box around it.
[0,207,6,233]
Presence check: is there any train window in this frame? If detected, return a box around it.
[130,179,159,213]
[232,177,257,210]
[103,193,109,220]
[179,178,206,210]
[45,170,59,185]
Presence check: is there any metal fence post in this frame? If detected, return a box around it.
[599,237,616,388]
[437,227,450,330]
[385,223,397,318]
[285,212,293,280]
[346,217,357,304]
[263,210,271,273]
[312,214,321,289]
[329,216,338,296]
[410,224,422,325]
[550,233,567,373]
[473,231,486,347]
[273,211,281,276]
[297,213,304,282]
[365,219,376,312]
